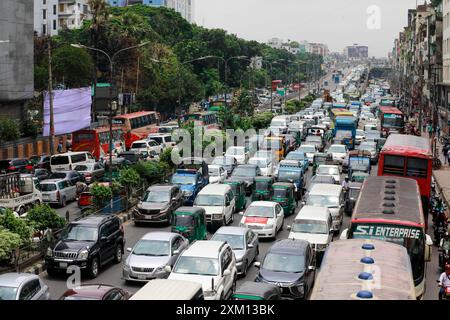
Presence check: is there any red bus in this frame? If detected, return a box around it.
[378,134,432,224]
[272,80,282,91]
[113,111,160,150]
[379,106,405,136]
[72,126,126,160]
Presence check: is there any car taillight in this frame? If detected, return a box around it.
[25,165,33,171]
[8,166,16,171]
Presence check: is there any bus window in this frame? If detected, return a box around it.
[406,158,428,179]
[383,155,405,175]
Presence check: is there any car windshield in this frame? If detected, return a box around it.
[271,120,286,127]
[50,172,67,179]
[263,253,305,273]
[211,234,244,250]
[255,181,270,190]
[61,225,98,242]
[208,168,220,176]
[299,146,316,153]
[307,195,339,208]
[195,195,224,207]
[226,148,244,156]
[173,215,194,227]
[171,175,196,185]
[0,286,18,300]
[306,136,321,143]
[40,183,57,192]
[61,296,100,301]
[329,146,346,153]
[286,153,305,161]
[132,240,169,256]
[74,165,92,171]
[245,206,274,218]
[142,190,170,203]
[317,167,339,175]
[131,143,147,149]
[293,219,328,234]
[249,159,268,168]
[213,157,233,166]
[173,256,219,276]
[233,167,255,177]
[273,188,289,198]
[278,170,300,182]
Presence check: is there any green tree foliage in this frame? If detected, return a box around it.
[26,204,66,233]
[159,147,175,170]
[90,183,113,210]
[118,168,141,189]
[252,112,275,130]
[0,118,21,143]
[20,119,38,138]
[52,45,94,88]
[231,89,253,117]
[132,161,169,186]
[0,227,22,262]
[0,210,33,245]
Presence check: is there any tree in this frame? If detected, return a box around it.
[90,183,113,210]
[0,118,21,143]
[231,89,253,117]
[52,45,94,87]
[0,210,33,245]
[26,204,66,234]
[0,227,22,263]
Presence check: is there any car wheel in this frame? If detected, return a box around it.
[114,245,123,263]
[88,257,99,278]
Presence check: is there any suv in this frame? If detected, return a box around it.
[0,158,33,174]
[133,185,183,225]
[168,241,238,300]
[49,170,85,185]
[40,179,77,207]
[45,215,125,278]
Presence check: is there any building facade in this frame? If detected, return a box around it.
[308,43,329,56]
[0,0,34,120]
[344,45,369,59]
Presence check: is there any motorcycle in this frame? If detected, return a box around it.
[435,221,448,246]
[437,281,450,300]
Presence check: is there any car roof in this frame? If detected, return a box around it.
[295,206,331,221]
[214,226,248,236]
[308,183,343,195]
[311,175,336,183]
[268,239,309,255]
[147,185,176,192]
[131,140,149,144]
[62,284,117,298]
[130,279,202,300]
[318,165,339,169]
[273,182,294,188]
[141,232,180,241]
[0,273,38,287]
[198,184,231,195]
[72,214,116,226]
[235,164,258,169]
[182,241,227,258]
[248,201,277,208]
[40,179,64,184]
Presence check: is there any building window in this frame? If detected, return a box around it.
[43,0,46,4]
[53,20,57,30]
[42,24,46,35]
[43,9,46,20]
[53,5,56,15]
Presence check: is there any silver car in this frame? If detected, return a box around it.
[40,179,77,207]
[0,273,50,300]
[73,163,105,184]
[211,226,259,276]
[122,232,188,282]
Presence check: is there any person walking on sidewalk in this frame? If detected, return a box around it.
[443,144,449,165]
[437,125,441,139]
[428,123,434,139]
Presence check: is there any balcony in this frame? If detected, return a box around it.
[59,0,76,3]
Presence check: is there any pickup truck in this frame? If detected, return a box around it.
[171,169,208,206]
[0,173,42,216]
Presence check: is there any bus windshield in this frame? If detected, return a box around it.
[382,114,404,128]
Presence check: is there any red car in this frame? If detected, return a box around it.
[59,284,131,300]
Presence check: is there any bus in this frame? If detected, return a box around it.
[72,127,126,160]
[310,239,416,300]
[113,111,160,150]
[330,109,354,130]
[379,106,404,136]
[341,176,433,299]
[380,97,397,107]
[378,134,432,223]
[182,112,219,130]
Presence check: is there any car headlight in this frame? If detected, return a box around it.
[77,249,89,260]
[155,266,165,272]
[213,214,223,220]
[46,247,53,257]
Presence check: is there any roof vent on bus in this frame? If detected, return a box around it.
[362,243,375,250]
[360,257,375,264]
[386,180,397,184]
[356,290,374,299]
[358,272,374,281]
[384,196,396,201]
[383,202,395,208]
[383,209,395,215]
[384,190,396,195]
[385,185,396,189]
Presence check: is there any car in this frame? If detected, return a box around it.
[231,164,261,195]
[45,215,125,278]
[33,168,51,181]
[49,170,85,185]
[358,141,378,164]
[171,169,206,206]
[225,146,249,165]
[147,134,174,149]
[59,284,131,300]
[122,232,189,282]
[130,139,162,156]
[73,163,105,184]
[355,129,366,145]
[29,155,51,170]
[211,156,238,176]
[168,241,238,300]
[211,226,259,277]
[0,273,50,300]
[305,136,324,152]
[208,165,227,184]
[306,175,337,194]
[130,279,204,300]
[117,151,142,165]
[285,151,309,174]
[326,144,348,164]
[248,156,273,177]
[133,185,183,225]
[254,239,316,300]
[0,158,33,174]
[297,145,318,164]
[253,150,276,163]
[194,184,235,228]
[315,165,341,185]
[40,179,77,207]
[239,201,284,240]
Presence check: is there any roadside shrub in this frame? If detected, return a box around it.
[26,204,66,233]
[0,227,22,262]
[90,183,113,210]
[0,209,33,245]
[0,118,21,143]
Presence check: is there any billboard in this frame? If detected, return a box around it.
[43,88,92,136]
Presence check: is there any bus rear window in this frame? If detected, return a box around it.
[406,158,428,179]
[383,155,405,176]
[51,156,69,165]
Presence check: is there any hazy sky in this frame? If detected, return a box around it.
[194,0,421,58]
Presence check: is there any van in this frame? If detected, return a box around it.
[147,134,175,149]
[50,152,95,172]
[303,184,344,235]
[130,279,204,300]
[194,184,235,227]
[270,116,289,129]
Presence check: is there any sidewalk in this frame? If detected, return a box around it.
[431,136,450,209]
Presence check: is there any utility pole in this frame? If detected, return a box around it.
[48,38,55,155]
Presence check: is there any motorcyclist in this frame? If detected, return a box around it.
[438,264,450,300]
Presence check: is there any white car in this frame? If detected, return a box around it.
[355,129,366,145]
[248,157,273,177]
[208,165,227,184]
[239,201,284,239]
[167,241,237,300]
[315,165,341,185]
[225,147,248,165]
[298,145,318,164]
[327,144,348,164]
[130,140,162,156]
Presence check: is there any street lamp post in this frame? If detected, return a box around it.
[261,61,274,112]
[71,42,150,200]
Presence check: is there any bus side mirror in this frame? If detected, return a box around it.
[425,234,433,262]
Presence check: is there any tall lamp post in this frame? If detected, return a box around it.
[71,42,151,194]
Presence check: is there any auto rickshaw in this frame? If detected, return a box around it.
[223,178,247,212]
[272,182,296,216]
[312,153,333,176]
[344,182,362,216]
[252,176,274,201]
[171,207,207,243]
[231,282,281,300]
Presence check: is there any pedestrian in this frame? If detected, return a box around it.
[437,125,441,139]
[57,140,63,153]
[443,144,449,164]
[447,148,450,166]
[427,123,433,139]
[65,135,72,151]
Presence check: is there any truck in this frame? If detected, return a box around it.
[0,173,42,216]
[171,158,209,206]
[334,116,357,150]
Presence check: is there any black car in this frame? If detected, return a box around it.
[29,155,51,170]
[34,168,51,181]
[117,152,141,165]
[49,170,85,185]
[0,158,33,174]
[254,239,316,300]
[45,215,125,278]
[231,164,261,195]
[133,185,183,225]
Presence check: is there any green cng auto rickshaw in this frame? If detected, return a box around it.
[344,182,362,216]
[252,177,274,201]
[231,282,282,300]
[312,153,332,176]
[223,178,247,212]
[351,172,370,183]
[171,207,207,243]
[272,182,296,216]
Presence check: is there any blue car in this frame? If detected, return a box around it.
[285,151,309,174]
[276,165,305,198]
[171,169,207,206]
